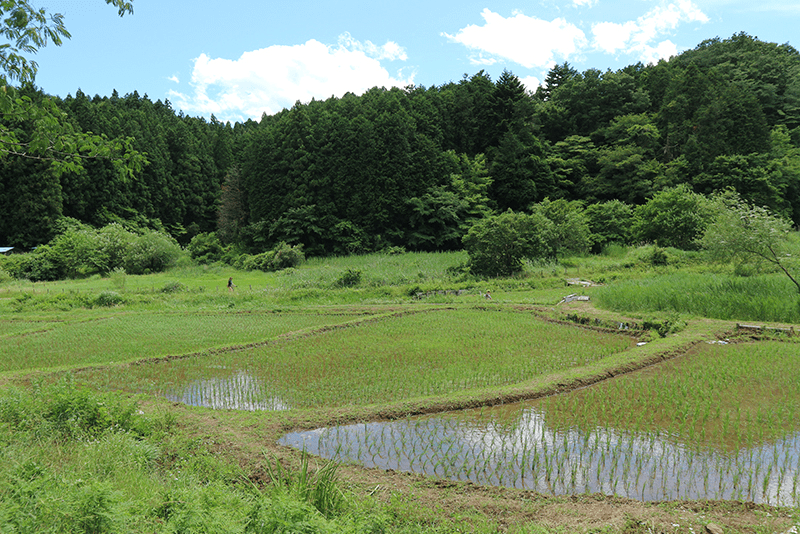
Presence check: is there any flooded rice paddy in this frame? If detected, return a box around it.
[163,368,291,411]
[85,308,636,409]
[281,341,800,506]
[281,402,800,506]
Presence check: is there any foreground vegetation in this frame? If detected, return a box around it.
[1,249,799,532]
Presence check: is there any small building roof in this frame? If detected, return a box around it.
[0,247,15,254]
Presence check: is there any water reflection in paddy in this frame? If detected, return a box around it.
[163,368,290,411]
[280,402,800,506]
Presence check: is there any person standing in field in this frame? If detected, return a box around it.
[228,277,235,291]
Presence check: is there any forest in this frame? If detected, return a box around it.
[2,32,800,264]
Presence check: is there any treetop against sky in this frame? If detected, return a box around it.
[24,0,800,123]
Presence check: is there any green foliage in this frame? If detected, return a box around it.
[241,242,305,273]
[122,229,183,275]
[646,246,669,266]
[700,191,800,292]
[8,246,61,281]
[406,152,494,251]
[265,451,346,519]
[188,232,225,264]
[246,494,336,534]
[585,200,634,252]
[4,31,800,266]
[632,184,714,249]
[0,378,141,441]
[334,268,362,288]
[2,223,182,281]
[161,280,187,293]
[462,210,555,277]
[595,271,800,323]
[530,198,591,256]
[95,290,124,306]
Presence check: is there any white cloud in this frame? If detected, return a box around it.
[168,34,412,122]
[443,9,588,69]
[572,0,598,7]
[168,75,179,84]
[519,75,542,93]
[591,0,709,62]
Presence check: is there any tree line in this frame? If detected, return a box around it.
[2,32,800,262]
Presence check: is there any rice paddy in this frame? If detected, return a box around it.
[75,308,635,409]
[281,340,800,506]
[0,310,363,372]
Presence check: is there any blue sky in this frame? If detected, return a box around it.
[30,0,800,123]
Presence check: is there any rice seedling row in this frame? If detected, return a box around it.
[281,341,800,506]
[77,308,635,409]
[0,311,360,373]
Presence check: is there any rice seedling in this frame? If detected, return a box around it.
[281,340,800,506]
[81,307,634,409]
[0,310,361,373]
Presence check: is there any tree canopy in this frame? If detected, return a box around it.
[3,31,800,269]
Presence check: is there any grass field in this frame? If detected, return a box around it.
[0,247,798,533]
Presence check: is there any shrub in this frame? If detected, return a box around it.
[632,185,714,249]
[462,210,555,277]
[161,281,188,293]
[268,242,305,271]
[241,243,305,272]
[124,230,182,275]
[109,267,126,289]
[95,291,125,307]
[334,269,362,288]
[13,248,61,281]
[531,198,592,256]
[187,232,224,264]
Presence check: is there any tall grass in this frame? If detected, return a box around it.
[0,380,388,533]
[594,272,800,323]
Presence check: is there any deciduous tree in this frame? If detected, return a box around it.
[700,192,800,293]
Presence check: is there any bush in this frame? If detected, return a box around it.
[632,185,714,249]
[109,267,126,289]
[11,248,61,281]
[161,281,188,293]
[241,243,305,272]
[268,242,305,270]
[334,269,362,288]
[462,210,555,277]
[187,232,224,264]
[124,230,183,275]
[95,291,125,307]
[531,198,591,256]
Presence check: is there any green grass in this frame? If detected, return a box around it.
[0,310,365,374]
[537,340,800,450]
[2,249,800,532]
[594,271,800,323]
[75,307,636,408]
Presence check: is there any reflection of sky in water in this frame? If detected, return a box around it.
[163,369,290,411]
[281,407,800,506]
